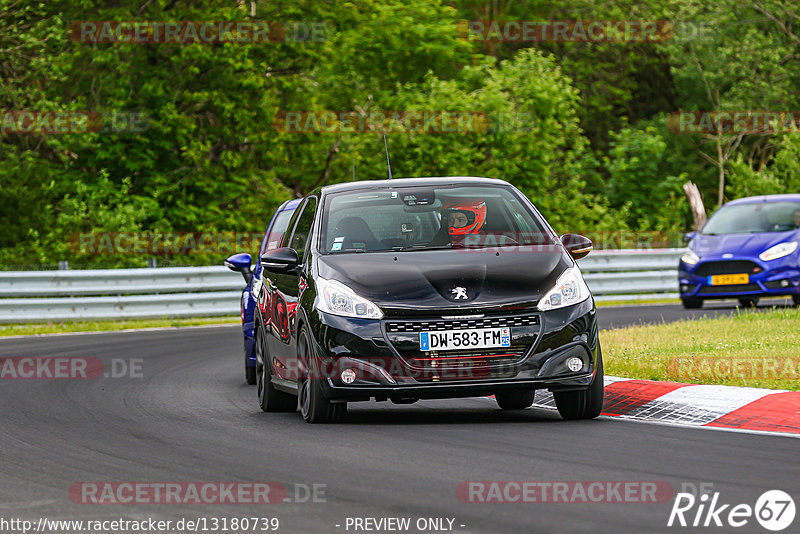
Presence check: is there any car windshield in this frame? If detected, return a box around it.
[702,201,800,235]
[321,184,554,253]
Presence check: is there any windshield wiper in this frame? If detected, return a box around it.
[332,248,367,254]
[392,244,460,252]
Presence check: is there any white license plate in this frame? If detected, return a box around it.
[419,327,511,352]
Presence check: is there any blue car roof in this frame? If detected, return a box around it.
[726,194,800,205]
[281,198,302,210]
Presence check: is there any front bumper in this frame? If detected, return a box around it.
[304,298,599,402]
[679,255,800,299]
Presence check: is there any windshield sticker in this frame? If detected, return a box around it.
[331,242,343,251]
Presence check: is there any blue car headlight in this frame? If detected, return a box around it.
[759,241,798,261]
[680,249,700,265]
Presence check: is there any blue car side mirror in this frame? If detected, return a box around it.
[684,232,697,243]
[225,252,253,284]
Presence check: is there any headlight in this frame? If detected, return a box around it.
[316,277,384,319]
[537,266,591,311]
[759,241,798,261]
[680,249,700,265]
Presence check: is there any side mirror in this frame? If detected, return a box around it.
[684,231,697,243]
[560,234,593,260]
[260,247,299,274]
[224,252,253,284]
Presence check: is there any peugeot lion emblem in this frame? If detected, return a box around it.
[451,286,469,300]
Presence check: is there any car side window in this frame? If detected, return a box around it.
[288,197,318,263]
[281,202,304,249]
[261,208,295,255]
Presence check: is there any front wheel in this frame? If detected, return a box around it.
[793,294,800,307]
[256,327,296,413]
[553,348,604,420]
[245,358,257,385]
[495,390,535,410]
[738,297,759,308]
[681,298,703,309]
[297,328,346,423]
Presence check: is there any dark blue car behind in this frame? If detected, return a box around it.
[226,199,301,384]
[679,194,800,309]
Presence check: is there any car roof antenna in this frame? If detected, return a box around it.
[382,132,393,179]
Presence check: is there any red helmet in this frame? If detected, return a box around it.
[443,199,486,235]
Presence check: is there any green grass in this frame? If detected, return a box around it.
[0,316,240,337]
[595,297,680,307]
[602,307,800,390]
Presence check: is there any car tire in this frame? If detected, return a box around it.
[738,297,759,308]
[245,359,257,385]
[553,348,604,420]
[297,327,346,424]
[256,327,296,413]
[495,390,535,410]
[681,298,703,309]
[793,294,800,307]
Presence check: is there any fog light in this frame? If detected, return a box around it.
[341,368,357,384]
[566,357,583,372]
[781,279,790,287]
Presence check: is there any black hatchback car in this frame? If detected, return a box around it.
[229,177,602,423]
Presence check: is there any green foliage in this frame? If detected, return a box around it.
[727,134,800,198]
[604,124,688,231]
[2,0,800,267]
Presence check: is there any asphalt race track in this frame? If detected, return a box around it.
[1,307,798,534]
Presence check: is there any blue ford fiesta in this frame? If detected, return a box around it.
[679,194,800,309]
[226,199,301,384]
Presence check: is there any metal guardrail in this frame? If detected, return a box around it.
[579,248,683,300]
[0,267,242,323]
[0,249,684,322]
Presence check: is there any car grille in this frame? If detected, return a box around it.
[383,314,540,380]
[406,347,527,368]
[695,261,760,276]
[385,315,538,333]
[699,283,761,294]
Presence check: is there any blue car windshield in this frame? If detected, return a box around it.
[702,201,800,235]
[321,184,554,253]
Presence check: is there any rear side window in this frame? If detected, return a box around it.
[287,197,318,263]
[260,208,295,255]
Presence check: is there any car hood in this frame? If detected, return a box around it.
[691,231,799,257]
[316,249,571,316]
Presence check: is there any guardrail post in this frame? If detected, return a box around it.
[58,260,69,270]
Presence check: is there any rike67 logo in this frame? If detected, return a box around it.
[668,486,795,531]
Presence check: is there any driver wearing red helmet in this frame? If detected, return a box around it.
[429,198,487,245]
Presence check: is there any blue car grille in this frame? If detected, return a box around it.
[695,260,760,276]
